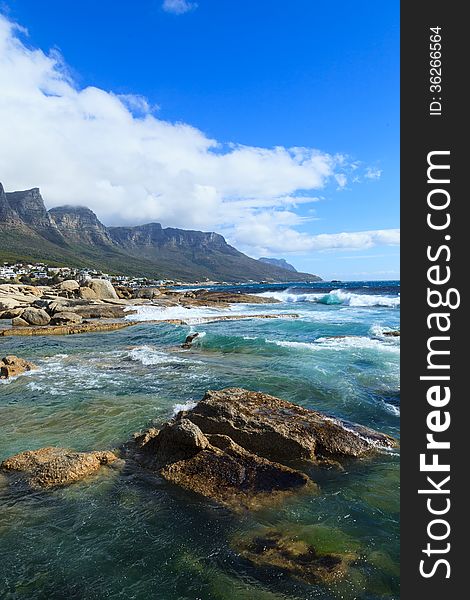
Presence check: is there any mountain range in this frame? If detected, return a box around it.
[0,184,321,282]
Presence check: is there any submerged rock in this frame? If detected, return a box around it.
[0,355,37,379]
[234,529,355,585]
[131,419,315,511]
[183,388,397,464]
[0,447,117,489]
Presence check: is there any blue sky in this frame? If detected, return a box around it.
[0,1,399,280]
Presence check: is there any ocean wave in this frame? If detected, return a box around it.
[266,335,400,354]
[257,288,400,308]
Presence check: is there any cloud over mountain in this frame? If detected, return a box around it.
[0,14,398,257]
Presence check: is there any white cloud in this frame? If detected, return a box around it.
[162,0,198,15]
[335,173,347,189]
[365,166,382,180]
[0,14,397,258]
[230,217,400,257]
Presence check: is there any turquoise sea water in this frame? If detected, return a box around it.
[0,281,400,600]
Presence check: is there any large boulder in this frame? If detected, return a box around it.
[131,419,314,511]
[50,311,83,325]
[0,355,37,379]
[180,388,397,464]
[78,286,98,300]
[86,279,118,300]
[20,307,51,326]
[58,280,80,293]
[1,447,117,489]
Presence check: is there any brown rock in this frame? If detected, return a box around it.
[86,279,118,300]
[132,420,314,511]
[0,308,24,319]
[50,311,83,325]
[21,307,51,326]
[0,447,117,489]
[115,285,134,299]
[134,287,162,299]
[0,321,135,337]
[184,388,397,464]
[58,280,80,293]
[234,529,355,585]
[0,355,37,379]
[11,316,29,327]
[78,286,98,300]
[73,304,127,319]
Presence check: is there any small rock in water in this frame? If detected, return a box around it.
[0,447,117,489]
[181,332,200,349]
[0,355,36,379]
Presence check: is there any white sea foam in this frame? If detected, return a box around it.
[125,304,238,324]
[384,403,400,417]
[257,288,400,308]
[322,415,397,451]
[369,324,400,338]
[172,400,197,416]
[127,346,184,366]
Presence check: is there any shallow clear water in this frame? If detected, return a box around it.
[0,281,400,599]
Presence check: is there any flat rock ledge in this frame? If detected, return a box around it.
[0,447,117,489]
[0,355,36,379]
[0,321,136,337]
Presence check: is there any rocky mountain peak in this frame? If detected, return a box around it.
[259,257,298,272]
[48,205,113,246]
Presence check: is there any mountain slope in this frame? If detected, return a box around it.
[0,184,322,282]
[259,257,298,272]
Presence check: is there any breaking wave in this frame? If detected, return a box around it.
[258,288,400,308]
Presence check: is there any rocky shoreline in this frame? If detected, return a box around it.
[0,279,289,335]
